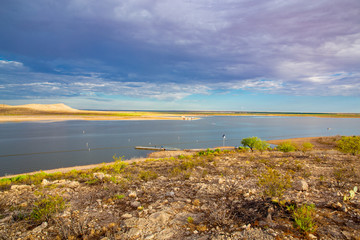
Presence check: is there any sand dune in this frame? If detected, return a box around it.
[0,103,78,112]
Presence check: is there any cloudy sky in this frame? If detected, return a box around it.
[0,0,359,112]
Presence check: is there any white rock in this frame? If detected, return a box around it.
[131,201,141,208]
[129,191,137,198]
[67,181,80,188]
[41,179,50,186]
[32,222,48,233]
[166,191,175,197]
[149,211,170,225]
[122,213,133,219]
[10,184,32,191]
[308,233,317,239]
[294,180,308,191]
[93,172,105,180]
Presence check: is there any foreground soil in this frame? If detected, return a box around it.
[1,137,359,240]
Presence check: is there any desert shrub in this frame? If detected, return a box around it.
[241,137,269,152]
[138,170,158,181]
[258,167,292,198]
[301,142,314,153]
[0,179,11,191]
[181,160,195,170]
[287,204,317,234]
[277,141,297,152]
[169,167,182,177]
[114,194,125,200]
[333,166,356,186]
[31,195,67,222]
[197,148,221,156]
[336,136,360,155]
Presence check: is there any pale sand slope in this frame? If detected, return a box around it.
[0,103,78,112]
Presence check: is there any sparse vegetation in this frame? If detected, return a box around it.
[336,135,360,155]
[287,204,317,234]
[277,141,297,152]
[138,170,158,181]
[258,167,292,198]
[31,195,67,222]
[300,142,314,153]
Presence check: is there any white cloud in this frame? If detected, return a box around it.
[0,60,25,70]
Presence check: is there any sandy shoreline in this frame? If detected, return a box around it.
[0,136,334,179]
[0,115,188,122]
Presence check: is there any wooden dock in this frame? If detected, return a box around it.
[135,146,165,151]
[135,146,181,151]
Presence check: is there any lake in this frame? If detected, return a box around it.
[0,116,359,176]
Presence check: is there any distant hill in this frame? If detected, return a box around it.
[0,103,79,115]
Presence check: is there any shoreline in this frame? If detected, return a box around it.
[0,115,189,122]
[0,136,334,179]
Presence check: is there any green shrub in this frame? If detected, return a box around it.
[181,160,195,170]
[138,170,158,181]
[301,142,314,153]
[258,167,292,198]
[197,148,220,156]
[277,141,297,152]
[336,136,360,155]
[287,204,317,234]
[114,194,125,200]
[31,195,67,222]
[241,137,269,152]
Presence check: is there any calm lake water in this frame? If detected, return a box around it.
[0,116,359,176]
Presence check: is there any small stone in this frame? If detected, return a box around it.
[41,179,50,186]
[11,184,32,191]
[67,181,80,188]
[131,201,141,208]
[122,213,133,219]
[218,178,225,184]
[93,172,105,180]
[193,230,199,234]
[128,227,141,236]
[308,233,317,239]
[20,202,28,208]
[32,222,48,233]
[129,191,137,198]
[166,191,175,197]
[294,180,308,191]
[193,199,200,206]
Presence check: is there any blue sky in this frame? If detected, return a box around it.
[0,0,360,112]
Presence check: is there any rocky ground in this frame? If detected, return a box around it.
[0,137,359,240]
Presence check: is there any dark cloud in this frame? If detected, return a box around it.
[1,0,360,108]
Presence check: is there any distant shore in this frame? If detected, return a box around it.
[0,115,187,122]
[1,103,360,123]
[0,103,191,122]
[0,136,335,179]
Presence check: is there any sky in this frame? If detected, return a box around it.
[0,0,360,112]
